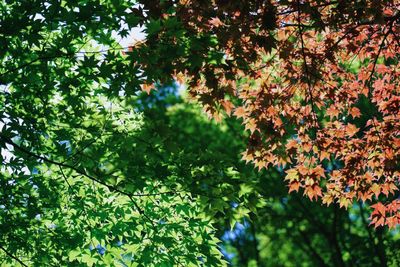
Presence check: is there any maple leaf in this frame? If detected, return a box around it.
[364,172,374,183]
[376,64,388,75]
[288,181,300,193]
[241,151,254,163]
[386,200,400,213]
[209,17,225,27]
[373,79,385,92]
[313,165,326,178]
[370,183,381,198]
[349,107,361,118]
[371,202,386,216]
[174,71,186,84]
[370,202,388,228]
[285,169,299,182]
[141,83,155,94]
[302,142,312,153]
[339,197,351,209]
[304,184,322,201]
[382,180,398,195]
[345,123,359,137]
[326,105,340,119]
[255,160,266,171]
[234,106,247,119]
[322,194,334,206]
[372,216,386,228]
[386,216,399,229]
[245,119,257,133]
[319,150,330,161]
[286,139,298,150]
[297,165,309,176]
[221,100,235,115]
[358,191,373,202]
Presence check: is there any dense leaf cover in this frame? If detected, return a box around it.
[0,0,399,266]
[133,0,400,228]
[0,1,224,265]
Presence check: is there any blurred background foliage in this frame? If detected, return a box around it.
[138,85,400,267]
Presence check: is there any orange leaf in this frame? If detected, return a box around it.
[141,83,155,94]
[245,119,257,133]
[349,107,361,118]
[326,105,340,119]
[234,106,246,119]
[370,183,381,198]
[209,17,224,27]
[221,100,234,116]
[371,202,386,216]
[345,123,359,137]
[288,181,300,193]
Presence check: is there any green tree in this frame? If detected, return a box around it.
[0,0,224,265]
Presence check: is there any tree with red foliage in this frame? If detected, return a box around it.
[135,0,400,228]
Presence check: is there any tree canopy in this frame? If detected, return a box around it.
[132,0,400,228]
[0,0,399,266]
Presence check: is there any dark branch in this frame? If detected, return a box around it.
[0,244,28,267]
[0,134,158,225]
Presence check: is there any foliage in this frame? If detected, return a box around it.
[170,101,400,267]
[133,0,400,228]
[0,0,400,266]
[0,1,223,265]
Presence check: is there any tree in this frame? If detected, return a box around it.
[0,1,225,265]
[133,0,400,228]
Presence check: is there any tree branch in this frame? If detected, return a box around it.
[0,134,158,224]
[0,244,28,267]
[298,230,329,267]
[331,205,345,267]
[358,202,386,266]
[297,0,320,129]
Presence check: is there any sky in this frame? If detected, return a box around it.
[112,25,147,48]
